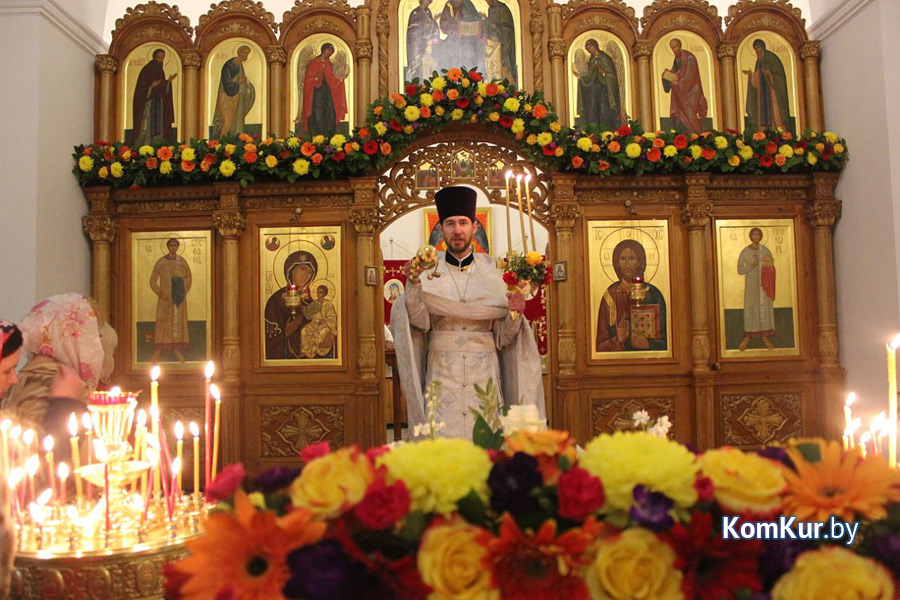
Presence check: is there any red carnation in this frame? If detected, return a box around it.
[646,148,662,163]
[103,150,113,161]
[765,141,778,154]
[616,125,631,137]
[759,155,775,168]
[354,478,411,530]
[695,476,714,503]
[499,115,514,128]
[332,151,346,162]
[390,119,403,132]
[503,271,518,285]
[683,156,693,165]
[95,140,110,147]
[205,463,245,502]
[673,134,688,150]
[701,147,716,160]
[82,146,93,155]
[300,441,331,462]
[556,467,604,521]
[363,140,379,155]
[243,150,258,163]
[456,97,470,109]
[468,70,482,82]
[279,150,291,159]
[405,83,418,96]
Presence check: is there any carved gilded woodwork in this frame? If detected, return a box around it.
[721,392,802,446]
[260,405,345,457]
[592,396,676,437]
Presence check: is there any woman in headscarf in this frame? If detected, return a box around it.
[1,294,118,443]
[0,320,22,397]
[0,319,23,597]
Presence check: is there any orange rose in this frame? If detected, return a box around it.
[301,142,316,157]
[146,157,158,169]
[775,153,787,166]
[598,160,610,171]
[446,89,459,101]
[571,156,584,168]
[344,143,355,154]
[506,430,577,485]
[608,140,621,153]
[243,143,257,153]
[374,105,383,116]
[652,137,666,148]
[312,153,323,165]
[238,132,253,143]
[419,105,432,119]
[380,142,392,155]
[752,132,766,141]
[447,67,463,82]
[532,104,548,119]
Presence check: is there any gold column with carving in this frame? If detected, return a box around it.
[350,180,379,381]
[267,46,287,137]
[356,7,373,112]
[633,41,654,129]
[806,173,842,439]
[181,50,202,141]
[82,187,116,321]
[376,1,390,98]
[800,41,823,132]
[717,42,738,131]
[530,0,545,92]
[213,184,246,385]
[95,55,118,144]
[546,6,566,124]
[683,174,715,450]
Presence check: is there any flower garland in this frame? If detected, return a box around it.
[166,434,900,600]
[73,68,847,188]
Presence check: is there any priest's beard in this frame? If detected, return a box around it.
[444,232,474,258]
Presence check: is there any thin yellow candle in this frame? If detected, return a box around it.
[870,412,887,456]
[82,413,93,501]
[57,463,68,505]
[524,173,537,253]
[174,421,184,491]
[150,405,161,496]
[67,414,83,503]
[22,429,35,471]
[859,431,872,458]
[211,385,222,479]
[504,170,513,257]
[150,365,161,438]
[515,174,527,252]
[135,409,147,497]
[190,422,200,495]
[889,334,900,468]
[43,436,55,500]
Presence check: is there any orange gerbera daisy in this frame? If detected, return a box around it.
[479,514,602,600]
[172,490,326,600]
[782,440,900,522]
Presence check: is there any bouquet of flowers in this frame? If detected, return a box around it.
[502,251,552,298]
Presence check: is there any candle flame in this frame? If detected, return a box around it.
[149,405,159,420]
[171,456,182,476]
[871,412,889,436]
[210,383,221,401]
[146,446,159,467]
[189,421,199,437]
[131,494,144,510]
[25,455,39,477]
[890,333,900,350]
[205,361,215,380]
[150,365,161,381]
[92,439,109,463]
[68,413,78,437]
[109,386,122,397]
[57,462,69,479]
[43,435,53,453]
[8,468,23,488]
[175,421,184,440]
[22,429,35,447]
[137,408,147,427]
[505,170,513,180]
[515,173,523,182]
[845,392,856,407]
[65,505,79,522]
[37,488,52,506]
[860,431,873,444]
[525,173,532,183]
[81,413,92,431]
[9,425,20,441]
[0,419,10,431]
[28,503,44,524]
[850,417,862,434]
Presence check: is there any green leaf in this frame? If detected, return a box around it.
[472,414,504,450]
[398,511,428,544]
[792,441,822,463]
[456,489,488,525]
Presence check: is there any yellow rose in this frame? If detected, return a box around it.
[824,131,838,144]
[159,160,173,174]
[503,97,520,112]
[430,76,446,90]
[577,137,593,152]
[511,118,525,133]
[728,155,741,167]
[585,528,683,600]
[794,147,804,155]
[461,77,470,87]
[218,159,236,177]
[403,124,414,134]
[313,135,325,144]
[524,103,532,112]
[404,105,421,122]
[418,517,498,600]
[773,547,895,600]
[815,142,825,152]
[475,95,483,105]
[419,93,434,107]
[525,251,544,266]
[699,448,785,513]
[110,161,124,178]
[739,145,754,161]
[807,153,818,165]
[139,145,154,156]
[778,144,794,158]
[497,84,506,92]
[536,132,552,146]
[625,143,642,158]
[451,108,464,120]
[225,143,236,156]
[735,139,745,148]
[489,112,500,122]
[98,166,109,178]
[290,447,375,518]
[834,143,844,154]
[663,145,678,157]
[286,136,300,148]
[293,158,310,175]
[330,134,347,147]
[78,155,94,172]
[715,135,729,149]
[554,146,564,157]
[181,147,195,162]
[374,122,388,136]
[265,155,278,168]
[550,121,562,133]
[690,145,703,160]
[526,134,537,145]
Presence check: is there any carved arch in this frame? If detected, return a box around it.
[639,0,723,44]
[725,0,808,45]
[195,0,279,54]
[109,1,194,57]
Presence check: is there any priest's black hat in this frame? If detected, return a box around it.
[435,186,477,223]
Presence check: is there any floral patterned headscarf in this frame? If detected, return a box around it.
[18,294,109,390]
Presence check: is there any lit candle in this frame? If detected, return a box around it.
[150,405,161,496]
[849,417,861,450]
[844,392,856,435]
[68,413,83,504]
[859,431,872,459]
[504,170,513,257]
[22,429,35,474]
[174,421,184,491]
[889,334,900,468]
[211,384,222,479]
[169,456,181,518]
[25,455,38,504]
[515,174,527,253]
[204,361,215,488]
[524,173,537,253]
[43,436,55,499]
[150,366,161,472]
[9,426,20,472]
[82,413,93,501]
[57,462,69,505]
[93,439,111,532]
[870,412,887,456]
[143,445,158,524]
[190,422,200,496]
[0,419,10,476]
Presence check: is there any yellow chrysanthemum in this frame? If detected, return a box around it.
[110,161,124,178]
[419,93,434,107]
[580,431,700,511]
[778,144,794,158]
[728,155,741,167]
[477,82,488,96]
[219,159,236,177]
[430,76,446,90]
[807,154,818,165]
[536,132,552,146]
[293,158,310,176]
[181,147,196,162]
[690,145,703,160]
[772,547,895,600]
[265,155,278,168]
[329,134,347,148]
[585,528,683,600]
[78,155,94,172]
[503,97,520,112]
[625,143,642,159]
[699,448,785,513]
[782,440,900,522]
[644,132,656,140]
[404,105,421,122]
[823,131,838,144]
[833,143,844,154]
[374,122,388,136]
[312,135,325,144]
[159,160,173,174]
[451,108,464,120]
[139,145,155,156]
[663,145,678,157]
[739,145,754,161]
[286,136,300,148]
[577,137,593,152]
[378,438,491,516]
[511,118,525,133]
[526,134,537,145]
[714,135,729,149]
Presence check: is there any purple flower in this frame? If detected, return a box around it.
[757,446,795,470]
[412,122,420,129]
[488,452,542,515]
[324,145,334,153]
[284,539,375,600]
[869,531,900,578]
[629,485,674,531]
[759,537,811,587]
[252,466,301,493]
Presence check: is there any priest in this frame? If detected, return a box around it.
[391,186,545,439]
